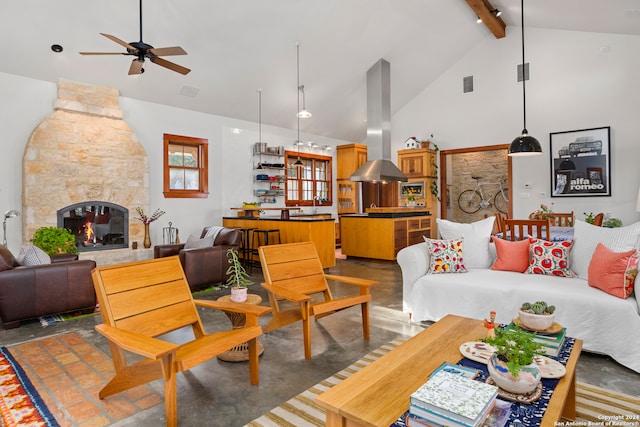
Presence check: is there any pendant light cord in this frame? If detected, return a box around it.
[296,43,301,158]
[139,0,143,42]
[521,0,527,133]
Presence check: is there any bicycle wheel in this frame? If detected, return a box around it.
[458,190,482,214]
[494,190,508,214]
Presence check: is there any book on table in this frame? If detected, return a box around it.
[505,323,566,356]
[410,371,498,427]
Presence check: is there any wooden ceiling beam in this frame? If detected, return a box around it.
[465,0,506,39]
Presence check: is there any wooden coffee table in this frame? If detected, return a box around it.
[316,314,582,427]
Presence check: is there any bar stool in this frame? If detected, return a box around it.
[251,229,281,270]
[234,227,256,270]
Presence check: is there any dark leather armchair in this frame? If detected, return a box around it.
[154,226,241,291]
[0,249,96,329]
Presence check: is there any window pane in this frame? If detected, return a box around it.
[184,170,199,190]
[169,168,184,190]
[315,161,327,180]
[168,144,184,167]
[183,146,199,167]
[287,179,299,200]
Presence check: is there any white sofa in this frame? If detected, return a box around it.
[397,219,640,374]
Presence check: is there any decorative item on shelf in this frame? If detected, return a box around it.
[225,248,253,303]
[30,226,77,255]
[529,203,553,220]
[483,325,544,395]
[583,211,596,224]
[518,301,556,331]
[404,137,420,149]
[135,207,165,248]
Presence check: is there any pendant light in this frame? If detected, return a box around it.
[256,89,263,169]
[296,42,312,119]
[508,0,542,156]
[294,42,303,166]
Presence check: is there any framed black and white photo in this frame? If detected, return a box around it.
[550,126,611,198]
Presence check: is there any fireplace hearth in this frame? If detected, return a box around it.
[57,202,129,252]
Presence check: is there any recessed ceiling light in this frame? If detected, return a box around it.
[51,44,63,53]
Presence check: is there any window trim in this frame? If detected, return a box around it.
[163,134,209,199]
[284,150,332,207]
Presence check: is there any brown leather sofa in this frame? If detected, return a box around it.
[0,248,97,329]
[154,226,241,291]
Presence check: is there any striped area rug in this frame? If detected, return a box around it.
[245,338,640,427]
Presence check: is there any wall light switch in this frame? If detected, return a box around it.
[539,192,547,198]
[519,192,530,199]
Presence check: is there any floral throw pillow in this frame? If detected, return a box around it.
[526,238,576,277]
[424,237,467,274]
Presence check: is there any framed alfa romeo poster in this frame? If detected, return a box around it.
[550,126,611,198]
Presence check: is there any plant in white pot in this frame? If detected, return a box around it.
[225,248,253,302]
[519,301,556,331]
[483,325,545,394]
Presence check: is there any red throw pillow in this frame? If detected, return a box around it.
[490,236,531,273]
[588,243,639,299]
[526,238,576,277]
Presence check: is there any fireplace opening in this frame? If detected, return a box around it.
[57,202,129,252]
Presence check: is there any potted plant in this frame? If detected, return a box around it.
[225,248,253,302]
[518,301,556,331]
[483,325,545,394]
[31,226,77,255]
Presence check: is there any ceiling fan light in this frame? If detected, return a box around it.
[297,108,312,118]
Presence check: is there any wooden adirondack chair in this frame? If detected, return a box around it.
[91,256,270,427]
[258,242,377,359]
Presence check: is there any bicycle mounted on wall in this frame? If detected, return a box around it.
[457,176,509,214]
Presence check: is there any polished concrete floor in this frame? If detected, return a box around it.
[1,256,639,426]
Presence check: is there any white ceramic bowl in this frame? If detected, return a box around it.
[518,309,555,331]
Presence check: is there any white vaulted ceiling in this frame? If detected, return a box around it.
[1,0,638,142]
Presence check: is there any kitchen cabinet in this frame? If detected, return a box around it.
[336,143,368,216]
[397,148,436,178]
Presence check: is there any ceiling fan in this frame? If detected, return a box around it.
[80,0,191,75]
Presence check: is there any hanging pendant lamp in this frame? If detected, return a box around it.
[256,89,263,169]
[296,42,312,119]
[508,0,542,156]
[294,42,304,165]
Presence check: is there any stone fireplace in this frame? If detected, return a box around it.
[23,80,150,265]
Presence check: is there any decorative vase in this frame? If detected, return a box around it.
[518,309,555,331]
[231,287,248,303]
[143,223,151,249]
[487,353,541,395]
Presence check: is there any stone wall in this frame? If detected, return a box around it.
[448,149,508,223]
[22,80,149,265]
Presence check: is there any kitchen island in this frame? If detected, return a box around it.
[340,208,433,260]
[222,215,336,268]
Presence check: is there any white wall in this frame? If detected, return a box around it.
[0,72,350,253]
[391,28,640,226]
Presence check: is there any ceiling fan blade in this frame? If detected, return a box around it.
[149,46,187,56]
[151,57,191,75]
[128,59,144,75]
[79,52,126,55]
[100,33,137,51]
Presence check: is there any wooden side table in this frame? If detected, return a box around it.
[216,294,265,362]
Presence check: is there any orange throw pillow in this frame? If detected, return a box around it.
[490,236,531,273]
[588,243,639,299]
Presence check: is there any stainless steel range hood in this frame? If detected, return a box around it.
[350,58,407,183]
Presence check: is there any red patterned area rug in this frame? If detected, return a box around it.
[0,346,59,427]
[1,332,162,427]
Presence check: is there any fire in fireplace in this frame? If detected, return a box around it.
[57,202,129,251]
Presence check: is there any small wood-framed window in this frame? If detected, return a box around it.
[163,134,209,198]
[285,150,332,207]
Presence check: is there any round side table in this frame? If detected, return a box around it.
[216,294,265,362]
